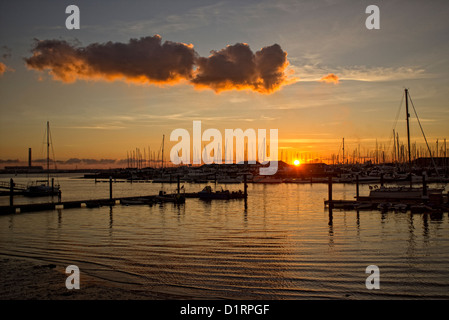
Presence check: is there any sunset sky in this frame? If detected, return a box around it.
[1,0,448,168]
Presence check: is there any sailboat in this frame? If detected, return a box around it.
[368,89,443,201]
[24,121,61,197]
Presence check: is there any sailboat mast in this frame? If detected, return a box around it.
[162,134,165,169]
[405,89,413,186]
[47,121,50,185]
[396,132,400,165]
[393,129,396,163]
[445,138,447,175]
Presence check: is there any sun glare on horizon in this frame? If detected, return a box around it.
[293,159,300,166]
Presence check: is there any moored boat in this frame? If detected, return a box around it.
[198,186,246,200]
[368,186,443,200]
[154,191,185,204]
[24,122,61,197]
[24,183,60,197]
[198,186,230,200]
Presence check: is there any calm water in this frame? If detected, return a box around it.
[1,174,449,299]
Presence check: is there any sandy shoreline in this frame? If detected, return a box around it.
[0,256,182,300]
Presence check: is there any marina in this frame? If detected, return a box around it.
[1,0,449,304]
[0,174,248,215]
[0,108,448,299]
[1,173,448,299]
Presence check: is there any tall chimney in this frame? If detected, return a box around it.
[28,148,32,167]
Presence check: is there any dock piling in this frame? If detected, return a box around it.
[328,176,333,225]
[244,174,248,198]
[422,171,427,197]
[9,178,14,207]
[109,176,113,200]
[356,174,359,200]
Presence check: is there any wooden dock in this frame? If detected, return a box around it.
[0,193,200,215]
[324,174,449,213]
[1,175,249,215]
[0,180,27,191]
[0,180,27,196]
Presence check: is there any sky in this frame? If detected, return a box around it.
[1,0,448,168]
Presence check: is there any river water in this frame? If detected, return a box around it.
[1,173,448,299]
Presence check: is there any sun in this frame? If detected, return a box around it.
[293,159,300,166]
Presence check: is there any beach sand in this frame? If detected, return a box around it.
[0,256,181,300]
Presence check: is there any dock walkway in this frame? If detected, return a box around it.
[0,181,27,191]
[0,193,200,215]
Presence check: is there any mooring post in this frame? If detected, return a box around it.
[9,178,14,207]
[51,178,54,192]
[380,173,384,187]
[244,174,248,199]
[356,174,360,200]
[422,171,427,197]
[328,176,333,224]
[177,175,180,194]
[109,176,113,200]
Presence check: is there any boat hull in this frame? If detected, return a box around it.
[368,187,443,200]
[23,185,60,197]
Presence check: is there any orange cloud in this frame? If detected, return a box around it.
[25,36,196,85]
[25,36,292,94]
[320,73,339,84]
[0,62,14,75]
[192,43,290,93]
